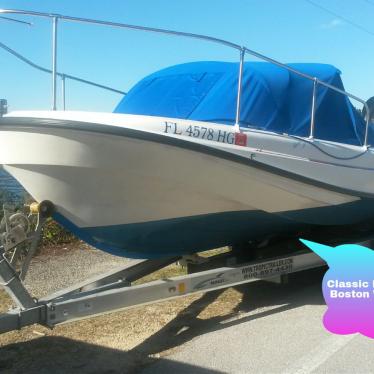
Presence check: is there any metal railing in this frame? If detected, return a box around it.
[0,8,371,147]
[0,41,126,110]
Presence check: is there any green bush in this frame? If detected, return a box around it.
[42,218,78,246]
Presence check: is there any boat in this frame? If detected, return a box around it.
[1,9,374,259]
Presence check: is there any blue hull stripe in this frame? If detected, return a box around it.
[53,210,298,258]
[53,198,374,259]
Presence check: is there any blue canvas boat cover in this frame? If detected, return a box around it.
[114,61,370,146]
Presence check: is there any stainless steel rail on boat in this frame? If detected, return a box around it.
[0,41,126,111]
[0,8,371,147]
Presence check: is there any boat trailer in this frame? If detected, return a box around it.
[0,201,330,334]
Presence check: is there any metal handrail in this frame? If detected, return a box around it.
[0,15,32,26]
[242,46,370,145]
[0,41,126,110]
[0,8,371,147]
[0,9,242,50]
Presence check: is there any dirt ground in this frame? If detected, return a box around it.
[0,243,245,374]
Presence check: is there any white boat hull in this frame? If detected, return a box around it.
[1,112,374,257]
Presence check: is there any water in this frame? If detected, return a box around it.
[0,169,25,198]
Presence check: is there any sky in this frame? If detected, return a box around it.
[0,0,373,112]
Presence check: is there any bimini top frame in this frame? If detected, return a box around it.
[0,8,371,146]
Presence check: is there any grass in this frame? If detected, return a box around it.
[0,289,11,313]
[134,263,187,285]
[133,246,230,285]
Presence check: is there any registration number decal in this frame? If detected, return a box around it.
[164,121,247,146]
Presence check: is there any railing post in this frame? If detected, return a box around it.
[309,78,318,139]
[364,102,370,148]
[0,99,7,116]
[235,48,245,132]
[52,16,58,110]
[61,74,66,110]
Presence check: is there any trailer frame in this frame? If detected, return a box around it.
[0,227,326,334]
[6,201,374,335]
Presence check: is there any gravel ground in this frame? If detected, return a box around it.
[23,243,131,297]
[0,243,207,373]
[0,244,336,374]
